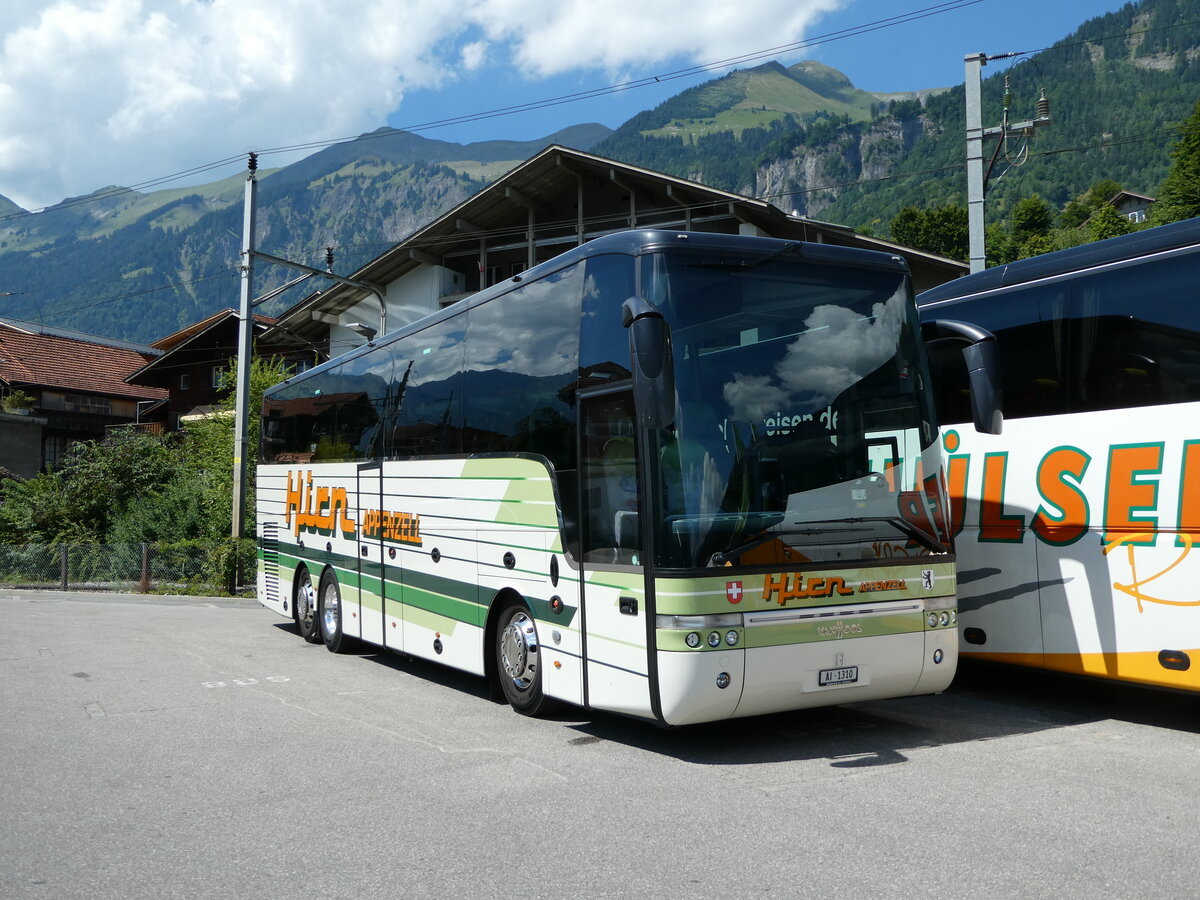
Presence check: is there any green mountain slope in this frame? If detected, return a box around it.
[1,0,1195,343]
[0,125,609,341]
[636,61,884,140]
[816,0,1200,232]
[593,0,1200,239]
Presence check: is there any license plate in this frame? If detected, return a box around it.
[818,666,859,686]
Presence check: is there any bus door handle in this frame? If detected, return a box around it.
[619,596,638,616]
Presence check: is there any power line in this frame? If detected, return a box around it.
[0,1,984,225]
[23,118,1196,327]
[10,6,1200,321]
[4,4,1195,235]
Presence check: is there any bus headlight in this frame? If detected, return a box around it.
[658,613,743,650]
[940,612,951,627]
[928,612,939,628]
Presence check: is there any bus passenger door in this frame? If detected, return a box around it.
[578,389,653,717]
[357,462,390,648]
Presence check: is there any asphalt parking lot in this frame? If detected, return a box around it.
[2,589,1197,899]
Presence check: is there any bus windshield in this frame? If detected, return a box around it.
[645,248,942,569]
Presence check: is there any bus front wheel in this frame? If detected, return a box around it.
[495,602,550,716]
[294,567,321,644]
[318,569,354,654]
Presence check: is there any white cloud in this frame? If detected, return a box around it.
[468,0,842,77]
[0,0,844,210]
[460,40,487,72]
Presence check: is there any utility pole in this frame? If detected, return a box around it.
[964,52,1052,273]
[231,152,258,541]
[228,154,387,547]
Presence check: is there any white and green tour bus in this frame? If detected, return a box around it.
[256,229,999,725]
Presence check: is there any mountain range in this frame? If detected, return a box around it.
[1,0,1197,344]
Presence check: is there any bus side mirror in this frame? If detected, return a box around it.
[922,318,1003,435]
[622,295,676,431]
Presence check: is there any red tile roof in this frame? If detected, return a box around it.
[150,308,277,353]
[0,322,166,401]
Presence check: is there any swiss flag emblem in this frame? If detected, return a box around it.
[726,581,743,604]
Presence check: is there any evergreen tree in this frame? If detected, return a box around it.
[1150,99,1200,224]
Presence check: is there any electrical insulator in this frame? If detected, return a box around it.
[1003,75,1012,110]
[1037,89,1051,121]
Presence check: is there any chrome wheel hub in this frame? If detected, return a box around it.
[297,576,315,624]
[500,611,538,690]
[322,583,339,636]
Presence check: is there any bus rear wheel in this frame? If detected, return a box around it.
[318,569,355,654]
[294,567,321,644]
[495,602,550,716]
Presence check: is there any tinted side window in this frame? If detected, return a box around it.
[926,282,1069,422]
[462,262,583,469]
[580,253,635,388]
[1071,252,1200,412]
[262,350,391,463]
[388,315,466,458]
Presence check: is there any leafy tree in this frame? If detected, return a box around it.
[1087,203,1133,241]
[1010,194,1055,244]
[180,354,293,540]
[888,204,968,260]
[0,355,290,546]
[1017,232,1057,259]
[1150,99,1200,224]
[984,222,1018,267]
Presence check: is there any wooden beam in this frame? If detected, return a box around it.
[408,248,439,267]
[505,186,546,216]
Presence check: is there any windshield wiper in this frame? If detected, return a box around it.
[710,515,944,566]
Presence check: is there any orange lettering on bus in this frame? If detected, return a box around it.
[1103,444,1162,545]
[945,454,969,538]
[1031,447,1091,545]
[979,453,1024,542]
[1177,441,1200,548]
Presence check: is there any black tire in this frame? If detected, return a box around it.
[495,601,551,716]
[318,569,355,654]
[294,567,321,644]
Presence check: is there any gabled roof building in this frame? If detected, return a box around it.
[0,319,167,477]
[262,145,968,356]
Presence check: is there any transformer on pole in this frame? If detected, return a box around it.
[964,52,1052,273]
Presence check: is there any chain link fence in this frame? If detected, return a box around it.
[0,540,257,596]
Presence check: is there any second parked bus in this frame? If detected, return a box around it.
[918,217,1200,692]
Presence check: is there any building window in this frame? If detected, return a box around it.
[179,373,190,390]
[211,366,225,389]
[44,435,69,468]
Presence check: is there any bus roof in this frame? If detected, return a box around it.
[916,216,1200,306]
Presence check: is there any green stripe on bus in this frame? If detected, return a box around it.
[269,540,580,629]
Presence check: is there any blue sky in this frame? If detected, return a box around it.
[0,1,1133,210]
[388,1,1130,144]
